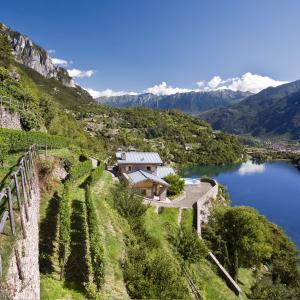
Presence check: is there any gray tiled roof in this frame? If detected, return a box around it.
[156,166,175,178]
[125,170,169,186]
[116,151,163,164]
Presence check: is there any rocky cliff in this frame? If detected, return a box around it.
[0,23,74,87]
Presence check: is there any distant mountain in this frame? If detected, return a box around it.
[96,90,252,114]
[200,80,300,139]
[0,22,74,87]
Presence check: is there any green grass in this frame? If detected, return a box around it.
[45,148,73,159]
[144,207,179,252]
[39,171,89,299]
[40,275,86,300]
[181,208,194,229]
[0,152,23,187]
[90,171,130,299]
[237,268,255,296]
[188,260,241,300]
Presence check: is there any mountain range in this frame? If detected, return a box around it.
[200,80,300,139]
[97,90,252,114]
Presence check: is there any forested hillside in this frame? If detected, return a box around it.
[200,80,300,139]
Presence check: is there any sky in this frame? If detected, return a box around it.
[1,0,300,97]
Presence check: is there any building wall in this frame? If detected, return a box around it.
[119,163,159,174]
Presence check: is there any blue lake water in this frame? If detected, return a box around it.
[182,161,300,247]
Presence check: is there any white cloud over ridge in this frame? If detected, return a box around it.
[144,81,193,96]
[84,72,288,98]
[83,88,137,98]
[68,69,94,78]
[197,72,288,94]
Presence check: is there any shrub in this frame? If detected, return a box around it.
[86,162,105,186]
[69,160,93,180]
[58,182,71,278]
[85,186,104,290]
[164,174,185,197]
[0,136,8,167]
[0,128,69,152]
[175,227,208,262]
[112,184,148,220]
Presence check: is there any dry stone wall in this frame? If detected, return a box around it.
[1,175,40,299]
[0,108,22,130]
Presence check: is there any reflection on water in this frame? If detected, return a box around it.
[181,160,300,247]
[238,161,265,176]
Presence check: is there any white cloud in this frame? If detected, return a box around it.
[51,57,68,67]
[68,69,95,78]
[47,49,56,54]
[238,161,265,176]
[144,81,193,95]
[83,87,138,98]
[208,76,223,89]
[196,72,288,93]
[84,72,288,99]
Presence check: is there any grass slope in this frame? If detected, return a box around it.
[90,171,130,299]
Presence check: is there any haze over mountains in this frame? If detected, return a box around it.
[97,90,252,114]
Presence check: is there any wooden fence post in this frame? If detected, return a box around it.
[24,159,33,200]
[12,173,27,238]
[21,163,31,206]
[20,167,29,221]
[7,187,16,236]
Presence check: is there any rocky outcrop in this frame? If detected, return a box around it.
[0,23,74,87]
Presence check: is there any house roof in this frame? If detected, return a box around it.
[125,170,170,187]
[156,166,176,178]
[116,151,163,165]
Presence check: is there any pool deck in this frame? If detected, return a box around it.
[144,182,212,208]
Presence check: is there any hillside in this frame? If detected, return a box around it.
[74,105,244,166]
[97,90,251,114]
[0,25,243,167]
[200,80,300,139]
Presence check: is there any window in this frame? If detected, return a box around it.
[146,166,151,171]
[127,166,132,172]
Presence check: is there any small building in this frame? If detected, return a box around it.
[116,151,175,200]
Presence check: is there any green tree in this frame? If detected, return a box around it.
[176,227,208,262]
[0,34,13,67]
[164,174,185,197]
[205,206,273,273]
[112,183,148,220]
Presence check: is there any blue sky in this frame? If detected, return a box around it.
[1,0,300,97]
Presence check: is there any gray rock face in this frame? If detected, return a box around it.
[0,23,75,87]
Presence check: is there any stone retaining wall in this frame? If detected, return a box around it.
[0,108,22,130]
[1,176,40,299]
[196,180,218,236]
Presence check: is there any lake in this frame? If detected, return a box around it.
[182,161,300,247]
